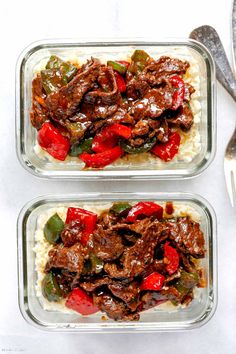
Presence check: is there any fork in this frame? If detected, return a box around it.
[226,0,236,207]
[190,25,236,206]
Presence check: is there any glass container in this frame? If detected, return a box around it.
[15,39,216,179]
[17,192,217,332]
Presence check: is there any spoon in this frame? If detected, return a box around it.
[190,25,236,101]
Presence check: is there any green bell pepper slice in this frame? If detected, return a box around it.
[128,49,150,75]
[110,202,132,216]
[41,55,77,94]
[42,272,62,302]
[173,271,199,304]
[44,213,64,244]
[178,271,199,289]
[46,55,78,82]
[41,69,64,95]
[69,137,93,157]
[107,60,127,75]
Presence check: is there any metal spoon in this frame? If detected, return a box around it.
[190,25,236,102]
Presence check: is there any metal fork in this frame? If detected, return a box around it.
[190,25,236,206]
[226,0,236,206]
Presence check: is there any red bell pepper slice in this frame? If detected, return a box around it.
[164,242,179,275]
[92,126,117,153]
[126,201,163,223]
[65,288,99,315]
[37,122,70,161]
[66,207,97,245]
[169,75,185,110]
[114,71,126,93]
[110,123,132,139]
[92,124,131,153]
[151,132,181,162]
[80,146,123,168]
[140,272,165,291]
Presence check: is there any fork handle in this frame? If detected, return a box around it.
[190,25,236,102]
[232,0,236,71]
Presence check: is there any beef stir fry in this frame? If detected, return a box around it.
[41,201,206,321]
[31,50,195,168]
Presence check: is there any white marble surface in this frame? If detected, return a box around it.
[0,0,236,352]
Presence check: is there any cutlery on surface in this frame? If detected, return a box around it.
[190,25,236,206]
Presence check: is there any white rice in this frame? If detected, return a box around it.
[33,49,201,167]
[33,202,201,313]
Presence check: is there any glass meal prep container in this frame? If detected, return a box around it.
[15,39,216,180]
[17,192,217,332]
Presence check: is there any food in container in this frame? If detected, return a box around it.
[17,193,217,331]
[35,200,206,322]
[16,40,215,179]
[30,50,196,169]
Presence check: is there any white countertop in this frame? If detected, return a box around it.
[0,0,236,352]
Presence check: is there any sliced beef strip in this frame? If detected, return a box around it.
[84,66,121,106]
[97,65,115,92]
[108,226,140,245]
[80,277,113,292]
[54,270,75,297]
[111,217,167,239]
[108,281,140,311]
[140,286,182,311]
[126,56,189,100]
[88,225,125,261]
[81,66,122,120]
[130,87,173,120]
[85,106,134,136]
[110,217,169,245]
[60,220,84,247]
[104,221,164,278]
[87,119,107,135]
[110,218,152,238]
[141,56,190,86]
[140,291,166,311]
[166,102,194,131]
[128,118,169,147]
[131,119,150,137]
[98,211,120,230]
[108,106,135,125]
[129,218,153,234]
[45,58,101,120]
[80,100,118,120]
[93,293,140,321]
[80,277,140,312]
[148,118,169,143]
[45,243,88,274]
[122,233,139,245]
[126,76,150,100]
[141,259,167,278]
[166,216,205,258]
[30,74,49,129]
